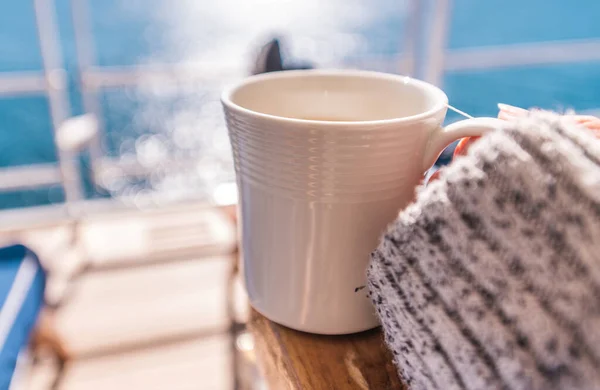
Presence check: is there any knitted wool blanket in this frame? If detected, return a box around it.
[367,111,600,390]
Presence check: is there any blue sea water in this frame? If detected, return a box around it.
[1,0,600,209]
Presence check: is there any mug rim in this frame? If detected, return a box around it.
[221,69,448,128]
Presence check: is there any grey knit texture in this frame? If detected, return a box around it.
[367,112,600,390]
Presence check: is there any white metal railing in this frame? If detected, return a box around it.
[0,0,599,205]
[0,73,47,96]
[81,64,243,88]
[0,165,63,192]
[69,0,103,167]
[420,0,600,85]
[421,0,452,86]
[36,0,92,206]
[443,38,600,72]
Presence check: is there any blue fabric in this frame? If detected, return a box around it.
[435,140,459,166]
[0,245,45,390]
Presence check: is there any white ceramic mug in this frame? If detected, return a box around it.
[222,70,502,335]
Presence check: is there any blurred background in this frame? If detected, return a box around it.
[1,0,600,211]
[1,0,600,389]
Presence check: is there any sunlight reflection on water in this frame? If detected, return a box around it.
[107,0,409,207]
[156,0,407,66]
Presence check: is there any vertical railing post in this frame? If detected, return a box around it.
[422,0,452,86]
[400,0,423,77]
[70,0,105,185]
[33,0,83,205]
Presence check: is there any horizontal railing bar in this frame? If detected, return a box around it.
[0,163,62,192]
[81,63,243,88]
[444,38,600,71]
[0,72,47,96]
[95,156,235,183]
[2,39,597,94]
[0,156,234,193]
[81,56,415,88]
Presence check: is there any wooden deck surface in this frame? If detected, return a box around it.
[5,203,405,390]
[247,310,405,390]
[3,203,245,390]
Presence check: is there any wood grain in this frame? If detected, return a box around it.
[248,309,406,390]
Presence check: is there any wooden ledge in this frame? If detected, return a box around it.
[247,309,406,390]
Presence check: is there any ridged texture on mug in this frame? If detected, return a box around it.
[225,111,442,202]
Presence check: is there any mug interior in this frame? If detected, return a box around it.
[223,70,447,122]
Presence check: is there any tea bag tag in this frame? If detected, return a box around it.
[446,104,473,119]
